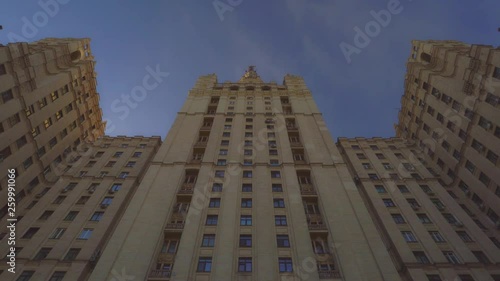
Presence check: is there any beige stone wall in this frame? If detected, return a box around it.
[91,70,401,281]
[338,137,500,281]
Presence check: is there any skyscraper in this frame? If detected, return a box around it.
[1,38,499,281]
[395,40,500,244]
[0,39,161,281]
[90,67,401,281]
[338,137,500,281]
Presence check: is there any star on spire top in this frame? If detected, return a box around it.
[239,65,263,83]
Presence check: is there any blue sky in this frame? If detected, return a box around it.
[1,0,499,139]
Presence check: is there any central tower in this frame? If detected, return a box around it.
[90,67,401,281]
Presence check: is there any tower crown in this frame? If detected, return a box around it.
[238,65,263,83]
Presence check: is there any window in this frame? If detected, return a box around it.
[382,163,392,170]
[16,271,35,281]
[413,251,430,264]
[238,257,252,272]
[368,173,379,180]
[479,172,491,187]
[63,248,81,261]
[23,157,33,169]
[240,215,252,226]
[398,185,410,193]
[392,214,406,224]
[457,275,475,281]
[8,113,21,127]
[39,211,54,220]
[407,198,420,208]
[209,198,221,208]
[443,251,460,264]
[118,172,129,179]
[34,247,51,260]
[44,117,53,129]
[206,215,218,225]
[275,215,287,226]
[241,198,252,208]
[429,231,446,243]
[357,153,366,159]
[53,196,66,204]
[383,199,395,207]
[216,159,226,166]
[243,170,252,178]
[271,171,281,178]
[426,275,442,281]
[212,183,223,192]
[201,234,215,247]
[417,213,432,224]
[401,231,418,242]
[487,150,498,164]
[375,185,387,193]
[48,271,66,281]
[472,251,490,263]
[110,183,122,192]
[269,149,278,155]
[161,240,178,254]
[362,163,371,169]
[273,199,285,208]
[133,152,142,158]
[49,228,66,239]
[270,159,279,166]
[16,136,27,148]
[375,153,385,159]
[90,211,104,221]
[125,161,136,168]
[219,149,228,155]
[1,89,13,103]
[64,211,78,221]
[0,64,6,75]
[278,257,293,272]
[197,257,212,272]
[241,184,252,192]
[215,170,225,178]
[239,234,252,247]
[78,228,93,240]
[277,235,290,247]
[431,198,445,209]
[272,184,283,192]
[465,160,476,173]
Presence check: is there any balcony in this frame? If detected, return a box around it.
[290,142,303,147]
[287,125,298,131]
[200,125,212,131]
[318,271,341,279]
[189,159,202,164]
[165,223,184,231]
[149,269,171,279]
[308,224,328,231]
[194,142,207,147]
[178,184,194,195]
[300,184,317,196]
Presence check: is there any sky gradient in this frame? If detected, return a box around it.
[1,0,499,139]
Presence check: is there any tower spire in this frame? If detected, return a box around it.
[239,65,263,83]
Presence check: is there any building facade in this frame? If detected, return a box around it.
[0,38,105,217]
[0,37,499,281]
[90,67,401,281]
[0,39,161,281]
[338,137,500,281]
[395,41,500,248]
